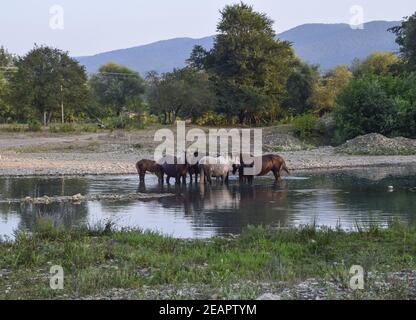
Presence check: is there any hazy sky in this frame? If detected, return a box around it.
[0,0,415,56]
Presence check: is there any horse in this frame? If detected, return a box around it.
[160,155,189,185]
[187,152,201,183]
[199,155,239,184]
[233,154,290,183]
[136,159,164,183]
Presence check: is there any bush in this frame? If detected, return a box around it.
[103,116,145,130]
[394,99,416,138]
[292,113,318,139]
[196,111,227,126]
[27,119,42,132]
[0,124,27,132]
[334,77,395,142]
[49,123,76,133]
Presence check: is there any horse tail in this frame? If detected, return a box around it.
[281,160,290,175]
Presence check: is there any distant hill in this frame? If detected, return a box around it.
[278,21,400,70]
[76,20,400,75]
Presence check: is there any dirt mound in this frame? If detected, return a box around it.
[336,133,416,155]
[262,126,311,151]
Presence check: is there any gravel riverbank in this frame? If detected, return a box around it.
[1,130,416,177]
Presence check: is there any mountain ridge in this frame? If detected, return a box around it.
[76,20,400,75]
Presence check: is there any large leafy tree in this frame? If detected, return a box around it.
[0,47,15,122]
[309,65,353,115]
[351,52,399,77]
[89,63,145,116]
[0,74,10,122]
[0,46,15,69]
[283,62,319,115]
[8,46,89,124]
[147,68,214,124]
[189,2,295,124]
[390,12,416,71]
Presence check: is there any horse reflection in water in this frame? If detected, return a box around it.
[138,179,289,234]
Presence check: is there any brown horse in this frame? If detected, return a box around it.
[188,152,201,183]
[136,159,164,183]
[233,154,290,183]
[161,156,189,184]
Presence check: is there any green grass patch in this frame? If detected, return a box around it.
[1,220,416,299]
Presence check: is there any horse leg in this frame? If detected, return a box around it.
[272,167,282,182]
[199,167,205,185]
[225,172,230,184]
[166,176,171,184]
[206,170,212,184]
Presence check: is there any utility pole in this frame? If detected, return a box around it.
[61,84,64,123]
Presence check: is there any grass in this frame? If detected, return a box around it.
[1,219,416,300]
[0,123,101,134]
[11,140,101,153]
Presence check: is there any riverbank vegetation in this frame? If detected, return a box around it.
[1,4,416,143]
[1,219,416,300]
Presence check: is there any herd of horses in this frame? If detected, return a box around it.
[136,153,290,185]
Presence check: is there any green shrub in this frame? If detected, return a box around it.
[49,123,76,133]
[78,123,99,133]
[0,124,27,132]
[292,113,318,139]
[27,120,42,132]
[196,111,227,126]
[103,116,145,130]
[334,77,395,142]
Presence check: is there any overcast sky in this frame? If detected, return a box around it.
[0,0,415,56]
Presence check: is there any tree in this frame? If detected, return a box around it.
[89,63,145,117]
[351,52,399,77]
[0,47,15,122]
[283,62,319,115]
[309,65,352,115]
[0,74,11,122]
[334,77,395,141]
[147,68,214,124]
[389,12,416,71]
[189,2,295,124]
[8,46,89,124]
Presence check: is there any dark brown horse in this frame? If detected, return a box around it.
[233,154,290,183]
[187,152,201,183]
[136,159,164,183]
[161,156,189,184]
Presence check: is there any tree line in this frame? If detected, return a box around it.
[0,3,415,141]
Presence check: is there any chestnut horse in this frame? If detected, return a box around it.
[233,154,290,183]
[136,159,164,183]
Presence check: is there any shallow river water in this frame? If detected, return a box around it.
[0,165,415,238]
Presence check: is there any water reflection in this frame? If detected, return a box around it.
[0,165,415,238]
